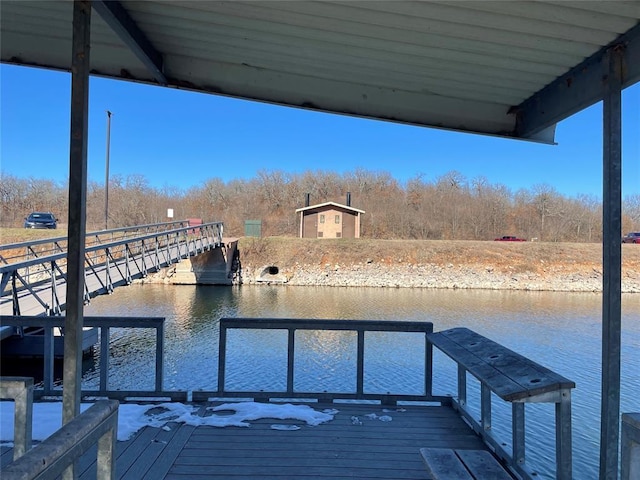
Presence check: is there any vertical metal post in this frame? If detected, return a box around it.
[105,248,112,293]
[155,322,164,392]
[287,328,295,394]
[12,273,21,316]
[556,389,573,480]
[125,245,131,284]
[457,364,467,407]
[100,326,110,392]
[104,110,112,231]
[63,6,90,480]
[512,403,525,466]
[43,326,54,395]
[217,323,227,392]
[425,331,433,398]
[50,261,58,315]
[356,330,365,395]
[481,384,492,432]
[600,46,623,480]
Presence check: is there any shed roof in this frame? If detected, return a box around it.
[295,202,365,215]
[1,1,638,144]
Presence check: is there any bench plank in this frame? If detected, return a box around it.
[428,328,575,402]
[456,450,513,480]
[420,448,473,480]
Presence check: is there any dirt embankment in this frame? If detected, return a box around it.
[237,237,640,293]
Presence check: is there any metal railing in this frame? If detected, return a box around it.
[0,377,33,461]
[0,316,186,401]
[0,315,580,479]
[1,400,119,480]
[0,221,223,317]
[198,317,446,404]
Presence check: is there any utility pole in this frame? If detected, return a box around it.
[104,110,112,230]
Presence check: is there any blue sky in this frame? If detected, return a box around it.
[1,63,638,198]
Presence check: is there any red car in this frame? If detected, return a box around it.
[494,236,526,242]
[622,232,640,244]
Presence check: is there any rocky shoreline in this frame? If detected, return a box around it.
[141,238,640,294]
[240,262,640,293]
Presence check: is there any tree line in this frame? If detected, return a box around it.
[2,170,639,242]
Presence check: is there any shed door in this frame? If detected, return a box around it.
[303,213,317,238]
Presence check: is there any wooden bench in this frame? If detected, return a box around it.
[427,327,575,480]
[428,327,575,402]
[420,448,513,480]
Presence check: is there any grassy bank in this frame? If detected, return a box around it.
[238,237,640,276]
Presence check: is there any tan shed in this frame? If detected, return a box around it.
[296,202,365,239]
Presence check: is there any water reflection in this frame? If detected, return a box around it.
[82,284,640,480]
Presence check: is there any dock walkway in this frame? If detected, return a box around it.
[0,402,489,480]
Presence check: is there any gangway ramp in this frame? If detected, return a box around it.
[0,221,228,320]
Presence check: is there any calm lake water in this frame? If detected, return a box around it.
[82,284,640,479]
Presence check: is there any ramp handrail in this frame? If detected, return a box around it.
[0,220,196,264]
[1,400,119,480]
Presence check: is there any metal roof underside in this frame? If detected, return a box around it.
[1,1,639,144]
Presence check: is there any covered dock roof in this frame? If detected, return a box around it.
[2,1,638,143]
[1,2,639,479]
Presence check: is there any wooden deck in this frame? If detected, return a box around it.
[1,402,490,480]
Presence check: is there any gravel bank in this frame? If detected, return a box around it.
[240,262,640,293]
[236,238,640,293]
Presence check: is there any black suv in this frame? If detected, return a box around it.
[24,212,57,229]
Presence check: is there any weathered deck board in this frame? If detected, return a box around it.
[1,445,13,467]
[3,402,489,480]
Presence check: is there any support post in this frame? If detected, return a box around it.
[104,110,112,231]
[63,5,90,480]
[600,46,623,480]
[287,328,295,395]
[356,330,365,395]
[481,383,492,432]
[556,389,573,480]
[457,365,466,407]
[512,403,525,466]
